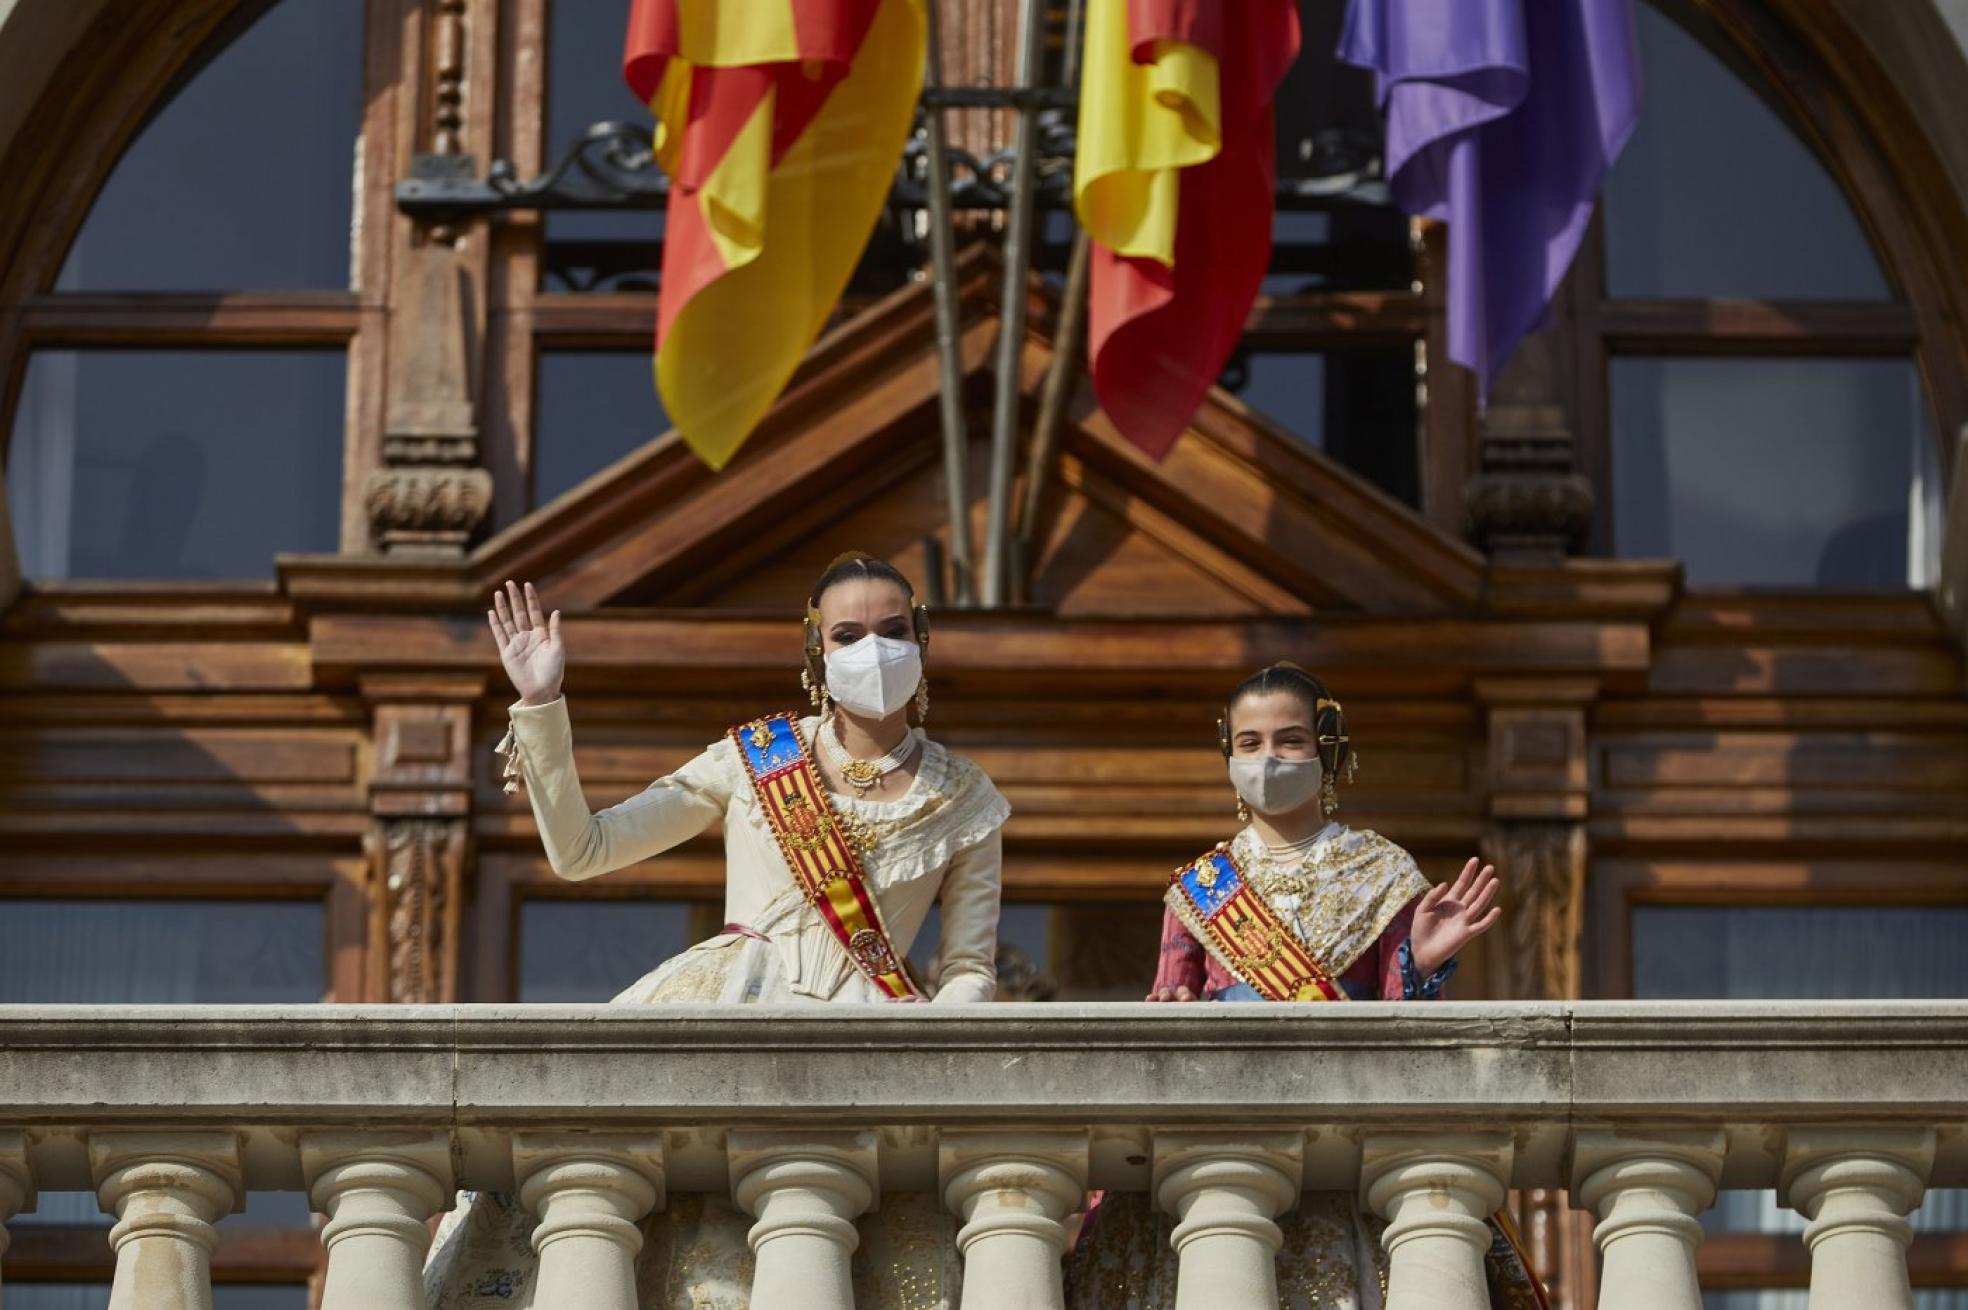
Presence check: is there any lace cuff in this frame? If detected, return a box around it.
[1397,936,1456,1000]
[494,725,523,796]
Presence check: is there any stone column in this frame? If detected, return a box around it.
[1153,1132,1302,1310]
[0,1131,34,1306]
[730,1130,879,1310]
[1572,1130,1724,1310]
[301,1131,452,1310]
[1362,1134,1512,1310]
[90,1131,241,1310]
[940,1131,1088,1310]
[1782,1128,1934,1310]
[514,1133,667,1310]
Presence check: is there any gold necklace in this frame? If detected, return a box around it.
[818,715,920,797]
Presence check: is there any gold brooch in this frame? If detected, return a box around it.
[749,722,774,750]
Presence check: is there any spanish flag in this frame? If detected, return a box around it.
[624,0,925,470]
[1074,0,1300,458]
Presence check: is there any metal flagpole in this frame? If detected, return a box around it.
[1014,227,1091,585]
[979,0,1048,607]
[1012,0,1090,600]
[921,0,975,606]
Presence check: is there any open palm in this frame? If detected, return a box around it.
[488,580,564,706]
[1410,858,1502,977]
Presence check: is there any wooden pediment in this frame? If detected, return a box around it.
[292,247,1484,619]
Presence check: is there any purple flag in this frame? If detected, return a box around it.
[1340,0,1642,397]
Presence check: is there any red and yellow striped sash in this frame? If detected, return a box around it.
[732,712,917,1000]
[1165,843,1342,1003]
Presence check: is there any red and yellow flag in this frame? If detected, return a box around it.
[1074,0,1301,459]
[624,0,925,469]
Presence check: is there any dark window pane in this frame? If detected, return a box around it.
[1268,0,1410,292]
[908,901,1053,984]
[535,350,667,506]
[6,1288,308,1310]
[1264,208,1413,297]
[543,1,663,291]
[0,900,325,1003]
[6,350,345,580]
[1603,3,1889,300]
[519,900,704,1001]
[22,1188,310,1229]
[1633,906,1968,1000]
[1609,357,1940,588]
[908,901,1162,1002]
[60,0,361,291]
[1220,349,1420,507]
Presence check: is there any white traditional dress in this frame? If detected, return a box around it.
[424,696,1010,1309]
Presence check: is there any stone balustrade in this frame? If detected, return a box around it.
[0,1001,1963,1309]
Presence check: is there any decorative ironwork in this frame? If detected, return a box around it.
[396,121,670,222]
[394,97,1387,224]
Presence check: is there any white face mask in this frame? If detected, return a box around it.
[1227,754,1323,818]
[824,634,922,719]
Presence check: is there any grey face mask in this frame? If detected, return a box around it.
[1227,754,1324,817]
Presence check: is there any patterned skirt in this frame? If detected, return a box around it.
[421,934,962,1309]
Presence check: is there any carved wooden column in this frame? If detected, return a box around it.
[362,674,486,1003]
[1477,676,1598,1310]
[351,0,502,554]
[1464,295,1593,564]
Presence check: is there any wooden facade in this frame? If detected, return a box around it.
[2,0,1966,1303]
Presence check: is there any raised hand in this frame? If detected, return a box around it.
[1410,858,1502,977]
[488,580,564,707]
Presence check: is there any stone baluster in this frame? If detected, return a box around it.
[1361,1134,1512,1310]
[514,1133,666,1310]
[1783,1128,1935,1310]
[940,1131,1088,1310]
[0,1132,34,1307]
[301,1131,452,1310]
[1573,1130,1725,1310]
[1153,1131,1302,1310]
[730,1130,879,1310]
[90,1132,240,1310]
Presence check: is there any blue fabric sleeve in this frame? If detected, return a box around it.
[1397,936,1456,1000]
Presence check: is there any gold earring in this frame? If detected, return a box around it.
[1321,774,1339,819]
[800,667,822,708]
[1235,793,1250,825]
[914,677,930,722]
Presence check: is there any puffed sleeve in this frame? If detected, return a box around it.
[1151,907,1209,997]
[501,696,729,882]
[928,830,1003,1005]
